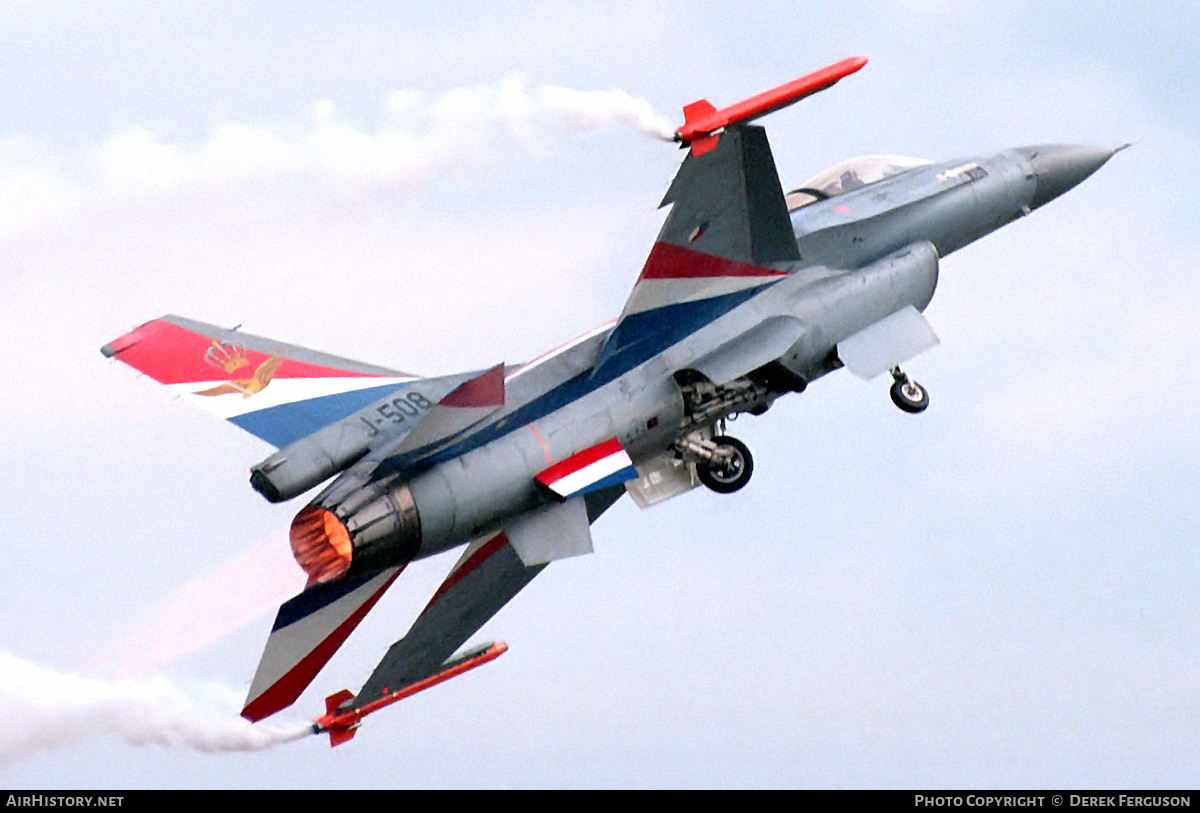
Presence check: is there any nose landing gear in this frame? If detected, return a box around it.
[889,366,929,413]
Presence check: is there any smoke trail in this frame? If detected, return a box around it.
[533,83,677,141]
[104,533,306,680]
[0,651,312,764]
[2,75,676,239]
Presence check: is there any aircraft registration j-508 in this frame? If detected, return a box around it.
[102,56,1120,746]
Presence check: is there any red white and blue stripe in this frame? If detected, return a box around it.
[241,565,404,722]
[536,437,639,500]
[103,318,416,448]
[622,242,789,315]
[419,244,790,469]
[591,242,787,377]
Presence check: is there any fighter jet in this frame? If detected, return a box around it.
[101,56,1119,745]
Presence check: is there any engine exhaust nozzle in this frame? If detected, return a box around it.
[289,474,424,585]
[290,506,353,585]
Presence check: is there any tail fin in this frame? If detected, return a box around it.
[681,99,720,155]
[658,124,800,267]
[324,689,354,715]
[592,125,797,379]
[321,690,358,747]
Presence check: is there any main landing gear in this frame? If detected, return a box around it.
[682,434,754,494]
[671,370,773,495]
[889,366,929,414]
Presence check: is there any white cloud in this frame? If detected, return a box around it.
[0,136,83,237]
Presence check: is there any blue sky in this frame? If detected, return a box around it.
[0,0,1196,788]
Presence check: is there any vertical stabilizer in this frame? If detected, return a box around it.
[593,125,797,378]
[659,124,799,266]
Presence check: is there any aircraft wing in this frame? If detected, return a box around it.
[103,315,506,501]
[102,315,419,448]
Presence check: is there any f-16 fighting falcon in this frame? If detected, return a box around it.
[101,56,1119,746]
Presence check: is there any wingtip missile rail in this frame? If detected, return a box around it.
[311,641,509,747]
[675,55,868,155]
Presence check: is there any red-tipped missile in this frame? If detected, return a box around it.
[311,641,508,747]
[676,56,868,155]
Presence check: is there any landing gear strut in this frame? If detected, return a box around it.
[889,366,929,414]
[695,435,754,494]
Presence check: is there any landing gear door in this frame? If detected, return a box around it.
[626,453,700,509]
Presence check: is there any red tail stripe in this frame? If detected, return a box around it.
[637,242,789,282]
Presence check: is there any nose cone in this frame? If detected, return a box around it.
[1017,144,1114,209]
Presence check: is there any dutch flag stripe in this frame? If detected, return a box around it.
[537,438,639,499]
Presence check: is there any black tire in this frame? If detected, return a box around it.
[890,377,929,413]
[697,435,754,494]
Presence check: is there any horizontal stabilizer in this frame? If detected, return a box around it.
[249,367,496,502]
[241,565,404,721]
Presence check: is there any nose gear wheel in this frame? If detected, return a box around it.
[889,366,929,413]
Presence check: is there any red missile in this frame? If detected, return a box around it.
[676,56,868,155]
[312,641,508,747]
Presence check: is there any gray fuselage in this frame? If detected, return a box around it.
[337,143,1113,564]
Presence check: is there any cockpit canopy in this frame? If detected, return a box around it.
[786,154,932,212]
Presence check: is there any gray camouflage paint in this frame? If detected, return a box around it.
[262,126,1114,707]
[332,136,1113,565]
